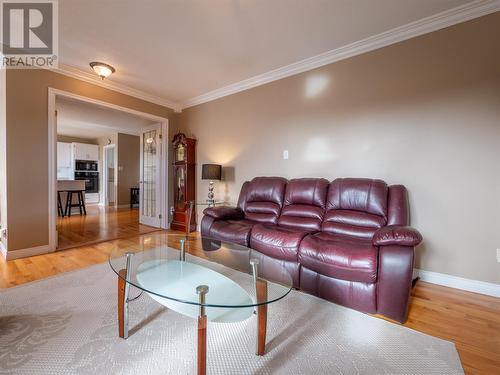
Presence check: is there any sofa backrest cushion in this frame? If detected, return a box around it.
[323,178,388,239]
[239,177,287,224]
[278,178,329,231]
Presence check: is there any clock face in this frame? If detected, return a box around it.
[176,144,185,162]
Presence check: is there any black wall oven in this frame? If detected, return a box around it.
[75,160,98,171]
[75,171,99,193]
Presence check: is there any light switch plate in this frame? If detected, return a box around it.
[496,249,500,263]
[283,150,289,160]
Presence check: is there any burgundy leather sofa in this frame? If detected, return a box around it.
[201,177,422,323]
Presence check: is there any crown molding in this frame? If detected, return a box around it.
[182,0,500,109]
[54,64,183,112]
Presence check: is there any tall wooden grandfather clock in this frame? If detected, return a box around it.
[171,133,196,232]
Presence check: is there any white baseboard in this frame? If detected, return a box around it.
[414,268,500,298]
[4,244,51,260]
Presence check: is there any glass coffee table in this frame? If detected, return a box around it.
[108,235,293,375]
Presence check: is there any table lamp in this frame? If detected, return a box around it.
[201,164,222,205]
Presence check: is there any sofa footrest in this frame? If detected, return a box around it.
[300,266,377,314]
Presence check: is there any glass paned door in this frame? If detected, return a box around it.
[104,145,115,205]
[140,124,162,227]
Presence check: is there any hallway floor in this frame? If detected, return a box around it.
[57,205,161,250]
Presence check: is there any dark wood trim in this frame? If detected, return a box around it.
[256,279,268,356]
[118,269,126,338]
[197,314,207,375]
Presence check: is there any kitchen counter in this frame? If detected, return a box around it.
[57,180,85,191]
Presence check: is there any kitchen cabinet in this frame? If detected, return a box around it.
[57,142,72,168]
[73,143,99,161]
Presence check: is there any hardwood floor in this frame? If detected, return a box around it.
[0,231,499,374]
[57,205,161,250]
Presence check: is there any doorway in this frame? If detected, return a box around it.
[48,89,169,251]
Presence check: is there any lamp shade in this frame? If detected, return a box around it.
[202,164,222,180]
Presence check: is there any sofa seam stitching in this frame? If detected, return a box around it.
[251,236,305,249]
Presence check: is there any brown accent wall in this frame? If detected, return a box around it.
[179,13,500,283]
[6,69,179,251]
[117,133,140,205]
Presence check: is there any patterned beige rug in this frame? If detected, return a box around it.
[0,261,463,374]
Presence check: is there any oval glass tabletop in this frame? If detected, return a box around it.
[108,234,293,322]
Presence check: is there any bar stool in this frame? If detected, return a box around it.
[130,187,139,208]
[64,190,87,217]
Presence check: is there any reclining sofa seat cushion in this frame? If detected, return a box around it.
[298,178,389,284]
[250,178,329,261]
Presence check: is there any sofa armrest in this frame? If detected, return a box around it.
[377,245,415,322]
[373,226,422,247]
[203,206,244,220]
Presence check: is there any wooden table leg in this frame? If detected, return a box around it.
[196,285,209,375]
[118,269,126,338]
[198,314,207,375]
[256,279,268,356]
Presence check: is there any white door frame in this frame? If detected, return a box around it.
[102,144,117,207]
[48,88,169,252]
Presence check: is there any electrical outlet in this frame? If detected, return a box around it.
[283,150,289,160]
[496,249,500,263]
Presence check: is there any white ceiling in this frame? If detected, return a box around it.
[56,96,156,139]
[59,0,474,107]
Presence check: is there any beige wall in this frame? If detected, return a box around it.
[6,69,179,252]
[57,135,99,145]
[117,133,140,205]
[179,13,500,284]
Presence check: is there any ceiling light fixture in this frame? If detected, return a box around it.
[89,61,115,80]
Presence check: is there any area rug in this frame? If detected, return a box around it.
[0,260,463,374]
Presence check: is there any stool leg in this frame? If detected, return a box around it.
[57,192,63,217]
[77,191,83,215]
[80,191,87,215]
[65,192,72,217]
